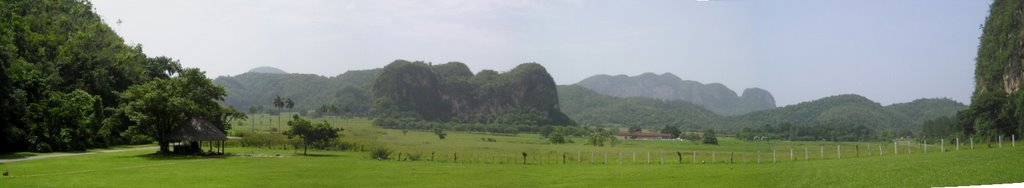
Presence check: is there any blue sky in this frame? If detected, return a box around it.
[90,0,991,106]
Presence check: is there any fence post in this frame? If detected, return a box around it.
[660,151,664,164]
[924,140,927,153]
[647,151,651,164]
[820,146,824,159]
[577,151,581,163]
[867,143,871,156]
[712,151,715,163]
[693,151,696,164]
[1013,135,1016,147]
[604,152,608,165]
[837,144,841,159]
[878,145,882,156]
[633,152,637,163]
[999,135,1003,148]
[957,138,960,151]
[970,138,974,149]
[757,151,760,163]
[894,141,898,155]
[790,148,794,161]
[941,139,944,152]
[772,149,776,163]
[730,152,734,163]
[805,147,808,160]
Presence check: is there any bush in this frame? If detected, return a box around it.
[371,147,392,160]
[406,152,423,161]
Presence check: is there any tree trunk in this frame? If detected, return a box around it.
[303,141,308,155]
[158,141,170,154]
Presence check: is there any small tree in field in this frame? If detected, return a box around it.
[432,127,447,140]
[284,115,342,155]
[703,128,718,145]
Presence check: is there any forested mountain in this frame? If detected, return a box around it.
[719,95,966,133]
[213,68,379,116]
[247,66,288,74]
[576,73,775,115]
[955,0,1024,140]
[558,85,721,130]
[558,85,966,141]
[373,60,574,125]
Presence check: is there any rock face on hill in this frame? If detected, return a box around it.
[373,60,574,125]
[961,0,1024,137]
[576,73,775,115]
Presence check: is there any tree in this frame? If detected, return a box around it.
[119,68,226,153]
[284,115,342,155]
[432,127,447,140]
[285,98,295,116]
[660,125,681,139]
[273,96,285,131]
[703,128,718,145]
[248,106,259,132]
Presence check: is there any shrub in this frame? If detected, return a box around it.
[406,152,423,161]
[371,147,392,160]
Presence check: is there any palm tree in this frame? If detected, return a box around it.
[285,98,295,117]
[274,96,285,131]
[248,106,258,132]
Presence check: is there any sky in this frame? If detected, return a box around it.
[89,0,992,106]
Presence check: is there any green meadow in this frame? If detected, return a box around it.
[2,115,1022,187]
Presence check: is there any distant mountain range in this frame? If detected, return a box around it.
[215,66,966,134]
[576,73,775,115]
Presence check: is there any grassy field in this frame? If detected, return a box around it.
[2,114,1022,187]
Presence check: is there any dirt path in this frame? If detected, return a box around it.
[0,146,159,163]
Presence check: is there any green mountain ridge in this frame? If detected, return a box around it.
[576,72,776,115]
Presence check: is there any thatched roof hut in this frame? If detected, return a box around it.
[168,118,227,155]
[168,118,227,141]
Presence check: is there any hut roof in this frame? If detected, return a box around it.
[168,118,227,141]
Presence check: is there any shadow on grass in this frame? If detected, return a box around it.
[0,152,37,160]
[296,153,341,157]
[125,152,233,161]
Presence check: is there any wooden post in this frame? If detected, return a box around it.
[578,151,581,163]
[790,148,794,161]
[924,140,927,153]
[693,151,696,164]
[999,136,1003,148]
[957,138,960,151]
[604,152,608,165]
[820,146,823,159]
[757,151,760,163]
[730,152,734,163]
[837,144,841,159]
[894,141,898,155]
[633,152,636,163]
[805,147,808,160]
[647,151,651,164]
[941,139,944,152]
[867,143,871,156]
[772,149,776,163]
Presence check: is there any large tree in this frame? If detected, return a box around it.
[119,68,226,153]
[284,115,342,155]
